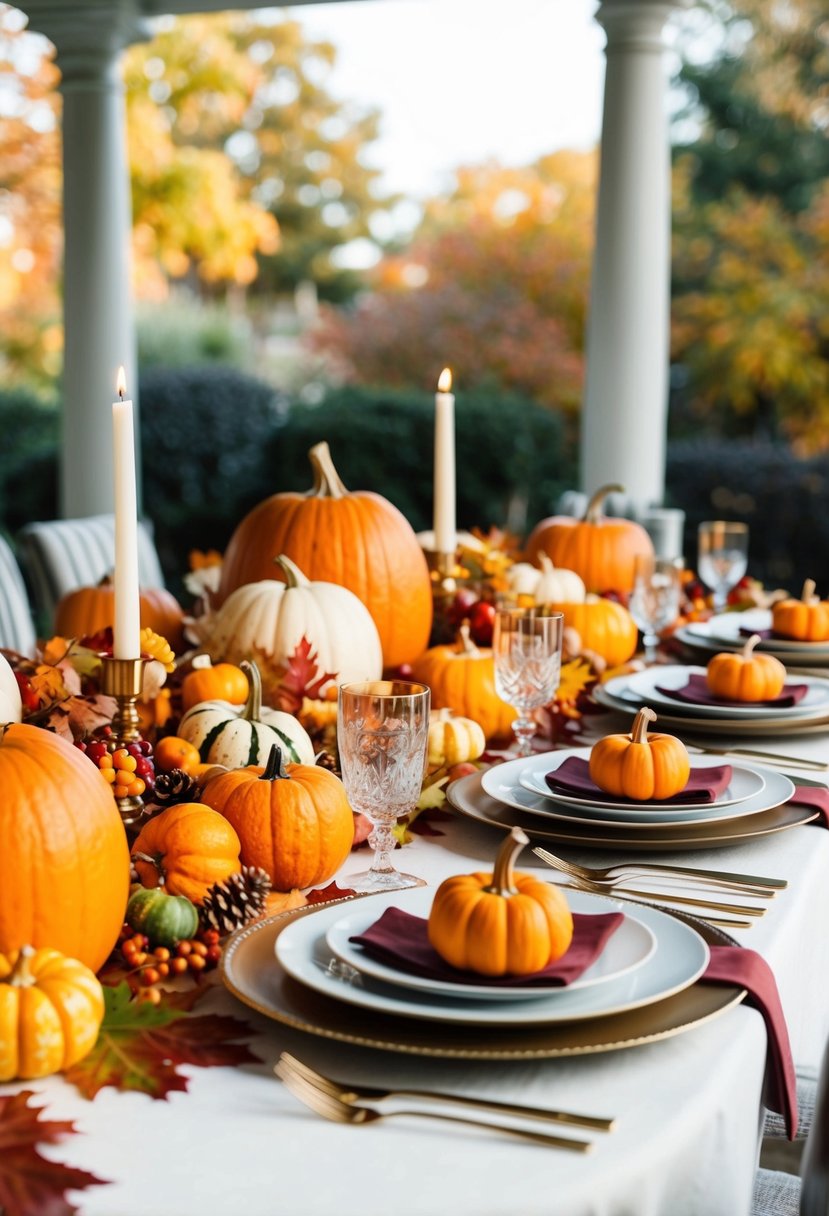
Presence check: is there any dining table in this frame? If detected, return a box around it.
[4,704,828,1216]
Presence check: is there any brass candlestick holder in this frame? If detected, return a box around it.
[425,549,469,645]
[100,655,150,832]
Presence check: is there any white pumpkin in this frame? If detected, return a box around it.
[505,562,543,598]
[427,708,486,768]
[0,653,22,724]
[205,555,382,686]
[534,553,586,604]
[178,660,315,768]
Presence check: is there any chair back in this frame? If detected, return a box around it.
[800,1035,829,1214]
[0,534,36,656]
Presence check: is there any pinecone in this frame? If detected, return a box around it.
[199,866,272,936]
[315,749,340,777]
[153,768,199,807]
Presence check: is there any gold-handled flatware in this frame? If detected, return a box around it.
[553,875,766,918]
[687,745,828,772]
[532,847,785,893]
[275,1057,596,1151]
[277,1052,615,1132]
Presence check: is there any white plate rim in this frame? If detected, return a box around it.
[323,890,657,1002]
[608,665,829,720]
[687,612,829,655]
[273,887,710,1027]
[675,625,829,665]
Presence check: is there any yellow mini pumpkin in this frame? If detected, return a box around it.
[772,579,829,642]
[706,634,787,702]
[427,827,573,976]
[427,708,486,768]
[589,707,690,802]
[0,945,105,1081]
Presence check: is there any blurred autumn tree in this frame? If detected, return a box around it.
[670,0,829,448]
[311,153,596,415]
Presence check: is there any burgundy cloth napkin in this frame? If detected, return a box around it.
[349,906,624,988]
[655,672,809,709]
[545,755,733,806]
[791,784,829,826]
[738,626,775,640]
[702,946,798,1138]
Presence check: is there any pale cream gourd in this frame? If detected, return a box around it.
[506,555,585,604]
[427,708,486,768]
[0,654,22,724]
[205,555,382,686]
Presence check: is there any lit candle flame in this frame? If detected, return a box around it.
[437,368,452,393]
[116,366,127,400]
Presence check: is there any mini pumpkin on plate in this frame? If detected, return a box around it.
[589,707,690,802]
[427,827,573,976]
[706,634,786,702]
[772,579,829,643]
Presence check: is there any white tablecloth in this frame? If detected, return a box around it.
[4,733,828,1216]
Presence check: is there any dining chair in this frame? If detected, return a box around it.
[17,514,166,635]
[753,1047,829,1214]
[0,533,36,656]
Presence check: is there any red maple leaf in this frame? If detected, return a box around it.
[274,636,337,715]
[306,881,357,905]
[0,1090,108,1216]
[63,982,259,1100]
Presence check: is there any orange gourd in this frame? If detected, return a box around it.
[55,577,186,652]
[706,634,787,702]
[0,946,105,1080]
[589,707,690,802]
[181,659,249,711]
[772,579,829,643]
[215,441,432,668]
[410,624,517,743]
[0,723,129,972]
[524,484,654,593]
[131,802,242,904]
[153,735,202,775]
[551,596,638,666]
[428,827,574,976]
[200,746,354,892]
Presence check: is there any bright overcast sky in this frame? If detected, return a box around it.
[292,0,607,200]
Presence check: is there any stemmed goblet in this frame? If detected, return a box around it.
[337,680,430,893]
[628,555,683,664]
[492,609,564,757]
[697,521,749,614]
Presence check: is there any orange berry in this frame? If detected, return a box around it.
[156,962,169,979]
[187,954,206,972]
[114,751,137,772]
[170,957,188,974]
[125,778,145,797]
[136,987,161,1005]
[153,947,171,962]
[176,940,193,957]
[100,767,117,784]
[189,940,208,957]
[141,967,160,986]
[97,753,114,769]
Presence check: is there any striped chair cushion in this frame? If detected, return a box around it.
[0,534,36,656]
[18,514,165,635]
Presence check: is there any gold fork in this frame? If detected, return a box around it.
[531,846,784,894]
[277,1052,615,1132]
[274,1057,595,1151]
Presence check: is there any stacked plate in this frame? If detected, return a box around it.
[594,662,829,736]
[676,609,829,670]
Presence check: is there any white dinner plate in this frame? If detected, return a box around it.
[702,609,829,654]
[323,887,657,1002]
[605,665,829,720]
[519,749,765,813]
[481,749,795,829]
[274,886,710,1027]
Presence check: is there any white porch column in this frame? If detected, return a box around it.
[22,1,147,517]
[581,0,683,511]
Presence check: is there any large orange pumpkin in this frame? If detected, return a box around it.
[551,596,639,666]
[524,485,654,594]
[410,625,517,743]
[55,577,186,652]
[0,723,130,972]
[215,441,433,669]
[200,745,354,891]
[131,803,241,904]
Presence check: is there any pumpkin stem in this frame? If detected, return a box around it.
[485,826,528,895]
[741,634,762,660]
[307,441,349,500]
[7,944,36,988]
[98,572,115,588]
[630,706,657,744]
[583,484,625,524]
[239,660,263,722]
[538,553,555,574]
[457,622,481,657]
[802,579,817,603]
[261,744,290,781]
[274,554,308,589]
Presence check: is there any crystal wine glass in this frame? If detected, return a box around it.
[492,609,564,757]
[697,521,749,614]
[337,680,430,893]
[628,555,683,664]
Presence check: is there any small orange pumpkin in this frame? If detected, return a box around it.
[153,735,202,775]
[428,827,573,976]
[550,596,638,666]
[589,707,690,802]
[772,579,829,642]
[409,624,516,743]
[706,634,787,702]
[55,577,186,652]
[524,485,654,593]
[131,802,242,904]
[181,658,249,712]
[200,745,354,891]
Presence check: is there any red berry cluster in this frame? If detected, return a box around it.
[76,732,156,798]
[117,924,222,1005]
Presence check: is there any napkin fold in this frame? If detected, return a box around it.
[702,946,797,1139]
[349,906,624,988]
[791,784,829,827]
[545,755,733,806]
[655,672,808,709]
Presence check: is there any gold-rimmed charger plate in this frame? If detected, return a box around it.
[593,683,829,737]
[221,895,744,1059]
[446,768,819,852]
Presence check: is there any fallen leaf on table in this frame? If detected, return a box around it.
[63,982,259,1101]
[0,1090,108,1216]
[305,882,357,906]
